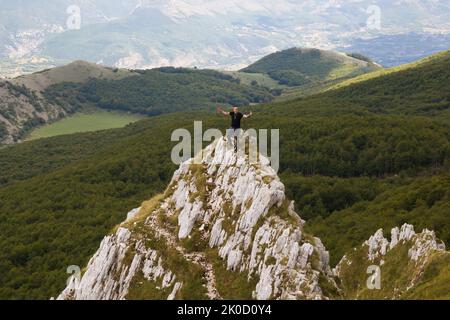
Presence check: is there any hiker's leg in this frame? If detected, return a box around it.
[225,128,234,150]
[234,128,245,154]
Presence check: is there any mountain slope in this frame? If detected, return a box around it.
[241,48,380,87]
[274,49,450,118]
[0,61,136,144]
[305,172,450,266]
[328,49,450,92]
[12,60,134,92]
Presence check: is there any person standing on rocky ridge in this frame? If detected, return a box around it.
[217,106,253,152]
[217,106,253,130]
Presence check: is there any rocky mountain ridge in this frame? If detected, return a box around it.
[58,135,448,300]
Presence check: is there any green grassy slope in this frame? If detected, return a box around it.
[222,71,284,89]
[328,49,450,91]
[0,50,449,299]
[12,60,134,92]
[326,50,450,117]
[271,49,450,119]
[241,48,380,87]
[0,60,138,145]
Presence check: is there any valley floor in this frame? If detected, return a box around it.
[25,109,145,141]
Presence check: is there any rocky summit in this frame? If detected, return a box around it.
[58,135,448,300]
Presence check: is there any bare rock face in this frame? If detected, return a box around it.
[0,80,64,144]
[165,137,337,299]
[58,226,182,300]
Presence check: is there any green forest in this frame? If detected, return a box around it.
[43,67,274,116]
[0,50,449,299]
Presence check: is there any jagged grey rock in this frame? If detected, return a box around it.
[126,207,141,221]
[58,135,446,300]
[335,223,446,278]
[333,223,448,299]
[58,226,177,300]
[361,224,445,263]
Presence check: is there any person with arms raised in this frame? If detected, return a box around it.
[217,106,253,152]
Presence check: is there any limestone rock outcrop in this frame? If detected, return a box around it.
[58,135,447,300]
[334,224,448,299]
[361,224,445,263]
[58,135,336,300]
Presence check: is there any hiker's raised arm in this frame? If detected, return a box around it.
[217,107,229,116]
[244,111,253,119]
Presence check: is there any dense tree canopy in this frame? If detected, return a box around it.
[44,68,273,116]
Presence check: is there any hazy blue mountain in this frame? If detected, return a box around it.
[0,0,449,76]
[339,33,450,67]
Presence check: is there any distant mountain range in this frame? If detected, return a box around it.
[340,32,450,67]
[1,0,449,77]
